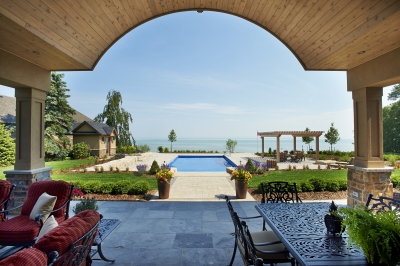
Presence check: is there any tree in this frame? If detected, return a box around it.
[168,129,177,151]
[225,139,237,153]
[0,124,15,166]
[383,101,400,152]
[94,90,134,147]
[324,123,340,151]
[44,72,75,158]
[302,127,314,151]
[387,84,400,101]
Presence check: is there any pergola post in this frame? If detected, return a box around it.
[276,135,280,163]
[293,136,296,152]
[316,136,320,161]
[261,137,264,158]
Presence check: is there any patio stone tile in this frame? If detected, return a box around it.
[91,246,139,265]
[134,248,182,266]
[212,233,235,248]
[167,202,194,211]
[173,210,202,220]
[148,202,172,210]
[202,210,218,221]
[173,234,213,248]
[203,221,234,234]
[181,248,228,266]
[151,218,186,233]
[144,210,174,219]
[129,207,150,218]
[184,219,203,233]
[102,232,176,249]
[114,218,156,233]
[216,211,231,221]
[224,248,244,266]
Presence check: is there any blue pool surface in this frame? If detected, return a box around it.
[168,155,237,172]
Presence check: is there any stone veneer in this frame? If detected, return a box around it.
[4,167,52,214]
[347,165,394,207]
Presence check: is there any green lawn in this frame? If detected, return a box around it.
[248,170,348,188]
[52,173,158,189]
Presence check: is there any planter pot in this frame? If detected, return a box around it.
[235,179,247,199]
[157,180,170,199]
[324,214,343,235]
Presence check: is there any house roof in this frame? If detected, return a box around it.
[0,95,91,124]
[72,121,116,136]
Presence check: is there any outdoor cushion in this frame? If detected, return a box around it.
[0,215,41,244]
[34,210,100,256]
[0,247,47,266]
[0,180,12,222]
[21,180,71,219]
[29,192,57,222]
[36,215,58,241]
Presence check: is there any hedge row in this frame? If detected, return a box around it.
[73,180,150,195]
[257,178,347,193]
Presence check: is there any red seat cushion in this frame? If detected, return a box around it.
[0,215,40,244]
[0,180,11,207]
[0,247,47,266]
[34,210,100,255]
[21,180,71,219]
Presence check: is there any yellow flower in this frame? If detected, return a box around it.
[156,169,174,184]
[230,168,252,184]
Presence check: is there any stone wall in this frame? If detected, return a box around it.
[347,166,394,206]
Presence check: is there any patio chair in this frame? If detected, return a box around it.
[0,180,73,247]
[225,196,292,266]
[261,182,302,204]
[365,193,400,212]
[241,220,295,266]
[0,180,15,222]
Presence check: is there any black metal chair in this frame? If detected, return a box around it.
[261,182,302,204]
[225,196,294,266]
[241,220,295,266]
[365,193,400,212]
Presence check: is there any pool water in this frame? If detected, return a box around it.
[168,155,237,172]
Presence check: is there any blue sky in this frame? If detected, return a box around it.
[0,11,394,140]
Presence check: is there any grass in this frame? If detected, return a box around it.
[52,173,158,189]
[248,170,348,189]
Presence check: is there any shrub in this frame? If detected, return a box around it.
[0,124,15,167]
[72,142,90,159]
[109,166,113,172]
[325,180,340,192]
[127,146,136,154]
[125,167,129,172]
[338,180,347,190]
[342,154,350,162]
[80,181,101,194]
[112,180,132,194]
[293,165,296,170]
[245,159,256,174]
[99,182,114,194]
[256,168,264,175]
[117,146,127,153]
[309,178,326,192]
[288,165,292,171]
[136,164,147,175]
[116,167,120,173]
[73,197,98,214]
[128,181,150,195]
[149,160,160,175]
[94,166,99,172]
[137,144,151,153]
[164,147,169,153]
[299,181,314,192]
[158,146,163,153]
[100,166,104,173]
[320,154,327,160]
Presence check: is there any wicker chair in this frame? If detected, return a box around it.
[0,180,73,248]
[0,180,15,222]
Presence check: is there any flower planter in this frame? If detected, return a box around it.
[235,179,247,199]
[157,180,170,199]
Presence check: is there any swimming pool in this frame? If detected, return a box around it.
[168,155,237,172]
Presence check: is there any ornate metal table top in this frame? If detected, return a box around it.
[255,202,367,266]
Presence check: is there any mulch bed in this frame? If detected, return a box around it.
[78,189,348,202]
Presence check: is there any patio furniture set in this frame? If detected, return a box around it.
[226,181,400,266]
[275,151,304,163]
[0,180,118,265]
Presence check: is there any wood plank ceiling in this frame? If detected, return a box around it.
[0,0,399,71]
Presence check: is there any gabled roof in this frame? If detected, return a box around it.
[72,121,116,136]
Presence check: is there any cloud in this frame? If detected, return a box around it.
[159,103,253,114]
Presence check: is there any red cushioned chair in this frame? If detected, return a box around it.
[0,180,15,222]
[0,210,101,266]
[0,180,73,247]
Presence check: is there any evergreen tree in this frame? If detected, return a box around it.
[387,84,400,101]
[94,90,134,147]
[383,99,400,152]
[324,123,340,151]
[44,72,75,158]
[302,127,314,151]
[168,129,177,151]
[0,124,15,166]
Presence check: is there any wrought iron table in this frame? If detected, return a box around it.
[255,202,368,266]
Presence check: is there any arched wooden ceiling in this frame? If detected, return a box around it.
[1,0,399,72]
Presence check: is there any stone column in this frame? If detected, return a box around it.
[293,136,296,152]
[352,87,384,168]
[5,87,52,212]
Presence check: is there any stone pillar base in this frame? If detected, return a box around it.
[4,167,53,214]
[347,166,394,207]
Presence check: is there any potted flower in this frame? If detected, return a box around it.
[337,205,400,266]
[72,187,99,214]
[230,166,252,199]
[155,165,174,199]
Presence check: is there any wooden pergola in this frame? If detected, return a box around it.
[257,131,324,162]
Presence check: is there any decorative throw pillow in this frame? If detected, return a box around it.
[29,192,57,222]
[36,215,58,241]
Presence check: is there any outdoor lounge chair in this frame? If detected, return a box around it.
[0,180,73,248]
[0,180,15,222]
[225,196,294,266]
